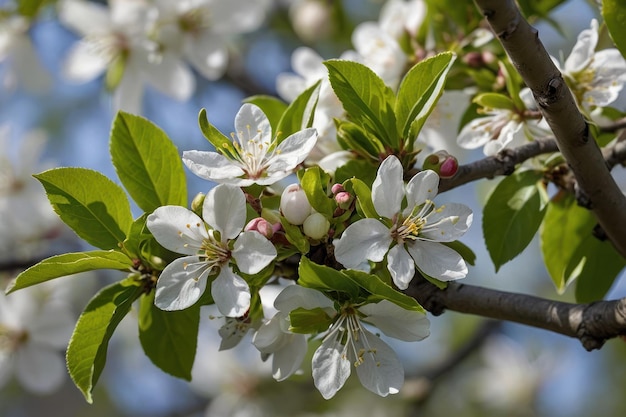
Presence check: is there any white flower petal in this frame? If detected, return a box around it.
[209,0,267,34]
[564,19,598,73]
[28,305,74,348]
[333,219,393,269]
[312,336,351,399]
[359,300,430,342]
[182,150,246,183]
[253,313,290,354]
[58,0,111,36]
[218,318,249,351]
[272,333,308,381]
[113,68,144,114]
[407,240,468,281]
[353,328,404,397]
[235,103,272,153]
[421,203,473,242]
[143,52,195,101]
[155,256,210,310]
[405,169,439,209]
[147,206,207,255]
[231,231,277,274]
[457,115,499,149]
[16,344,65,394]
[62,40,109,82]
[387,244,415,290]
[183,35,228,80]
[267,127,318,174]
[211,267,251,317]
[273,285,334,313]
[372,156,405,218]
[203,184,246,241]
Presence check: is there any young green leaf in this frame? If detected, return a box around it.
[35,167,133,250]
[138,292,200,381]
[110,112,187,212]
[324,59,398,147]
[301,166,334,218]
[276,80,321,142]
[66,279,143,403]
[289,307,334,334]
[342,269,425,312]
[5,251,133,294]
[298,256,360,298]
[243,95,288,134]
[395,52,456,139]
[483,170,548,271]
[280,218,311,254]
[472,92,517,111]
[349,178,379,219]
[198,108,235,153]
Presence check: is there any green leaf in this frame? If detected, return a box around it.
[198,108,235,153]
[603,0,626,60]
[349,178,379,219]
[324,60,398,147]
[573,237,625,302]
[335,120,385,160]
[6,251,133,294]
[16,0,48,17]
[280,218,310,254]
[473,93,516,111]
[67,279,143,403]
[243,95,288,134]
[395,52,456,139]
[138,292,199,380]
[35,168,133,250]
[342,269,425,312]
[334,159,377,186]
[301,167,334,218]
[289,307,334,334]
[540,192,593,292]
[298,257,360,298]
[110,112,187,212]
[276,80,321,142]
[483,170,548,271]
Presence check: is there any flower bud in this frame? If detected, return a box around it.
[245,217,274,239]
[334,191,353,209]
[422,151,459,179]
[302,212,330,240]
[280,184,312,225]
[331,183,344,195]
[289,0,334,43]
[191,192,206,217]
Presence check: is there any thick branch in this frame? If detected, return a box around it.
[405,278,626,351]
[473,0,626,258]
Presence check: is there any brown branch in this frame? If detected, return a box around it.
[438,137,558,192]
[472,0,626,258]
[405,277,626,351]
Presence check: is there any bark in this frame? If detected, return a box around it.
[472,0,626,258]
[406,277,626,351]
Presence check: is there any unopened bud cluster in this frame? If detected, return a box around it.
[280,184,330,239]
[422,151,459,178]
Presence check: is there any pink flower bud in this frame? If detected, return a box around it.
[334,191,353,209]
[439,156,459,178]
[331,183,345,195]
[280,184,312,225]
[245,217,274,239]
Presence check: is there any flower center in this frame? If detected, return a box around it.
[230,126,278,180]
[0,324,28,353]
[323,304,379,368]
[179,7,211,35]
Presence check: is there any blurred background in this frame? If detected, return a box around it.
[1,0,626,416]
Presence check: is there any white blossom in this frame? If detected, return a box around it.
[334,156,472,289]
[183,103,317,186]
[553,19,626,109]
[0,126,61,262]
[0,287,74,394]
[58,0,194,113]
[149,0,268,81]
[146,184,277,315]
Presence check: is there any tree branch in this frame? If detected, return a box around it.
[405,277,626,351]
[472,0,626,258]
[438,137,558,192]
